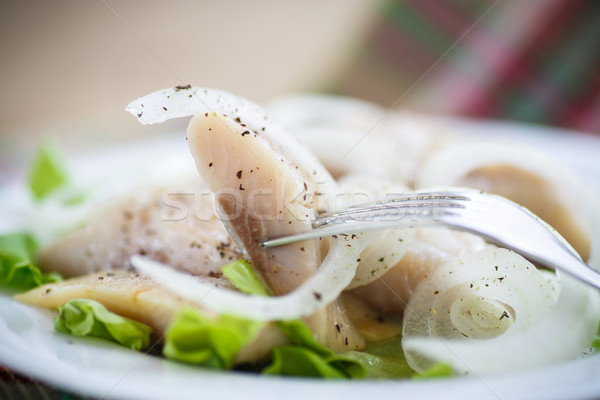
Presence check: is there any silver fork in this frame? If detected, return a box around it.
[262,190,600,290]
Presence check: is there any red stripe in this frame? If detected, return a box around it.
[402,0,500,115]
[483,0,584,116]
[561,71,600,133]
[408,0,522,116]
[501,1,580,81]
[410,0,476,39]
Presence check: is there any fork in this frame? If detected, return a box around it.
[262,190,600,290]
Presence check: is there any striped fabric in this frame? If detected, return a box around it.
[334,0,600,134]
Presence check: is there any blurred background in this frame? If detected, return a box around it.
[1,0,599,182]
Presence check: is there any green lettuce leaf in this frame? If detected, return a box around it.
[163,308,263,369]
[264,334,414,379]
[54,299,153,350]
[221,258,413,379]
[276,319,332,357]
[221,260,413,379]
[267,319,365,378]
[221,260,334,357]
[0,233,62,290]
[263,346,348,378]
[590,322,600,352]
[221,259,270,296]
[221,259,367,377]
[28,141,69,200]
[341,340,414,379]
[412,362,454,379]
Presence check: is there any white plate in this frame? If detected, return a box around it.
[1,118,600,400]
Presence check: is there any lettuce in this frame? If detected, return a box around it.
[266,327,413,379]
[54,299,153,350]
[159,260,266,369]
[163,308,263,369]
[276,319,332,357]
[412,362,454,379]
[263,346,349,378]
[221,261,334,359]
[590,321,600,351]
[221,259,407,379]
[221,259,270,296]
[341,340,414,379]
[164,259,416,378]
[263,321,366,379]
[0,233,61,290]
[28,141,69,200]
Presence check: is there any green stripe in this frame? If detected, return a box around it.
[538,6,600,100]
[500,87,546,124]
[501,3,600,124]
[384,1,455,55]
[453,0,498,21]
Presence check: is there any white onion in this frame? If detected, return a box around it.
[131,231,370,321]
[402,247,600,374]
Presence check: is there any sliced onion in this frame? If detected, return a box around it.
[131,231,370,321]
[402,247,600,374]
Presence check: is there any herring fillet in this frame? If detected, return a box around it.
[15,270,288,364]
[350,228,486,315]
[38,187,241,277]
[187,112,319,295]
[186,112,365,351]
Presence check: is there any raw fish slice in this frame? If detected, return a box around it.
[16,270,209,335]
[350,228,486,315]
[15,270,288,364]
[186,112,320,295]
[336,174,414,290]
[186,112,364,350]
[38,187,241,278]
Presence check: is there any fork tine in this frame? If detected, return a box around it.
[315,203,463,227]
[262,192,465,247]
[326,192,469,215]
[316,192,468,227]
